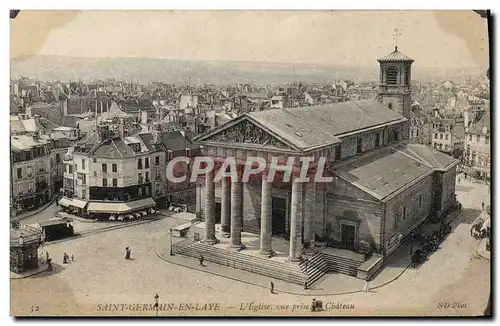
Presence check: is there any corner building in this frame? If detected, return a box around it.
[61,118,165,217]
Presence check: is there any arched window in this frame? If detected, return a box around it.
[387,66,398,85]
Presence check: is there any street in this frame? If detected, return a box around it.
[11,177,490,316]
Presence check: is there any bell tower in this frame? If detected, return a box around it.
[377,46,413,119]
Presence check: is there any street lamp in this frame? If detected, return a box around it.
[409,232,414,255]
[154,293,159,317]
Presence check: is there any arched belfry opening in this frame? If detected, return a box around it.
[386,66,399,85]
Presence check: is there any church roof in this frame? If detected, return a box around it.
[332,145,433,201]
[332,143,458,201]
[378,46,414,62]
[249,99,406,146]
[195,100,407,153]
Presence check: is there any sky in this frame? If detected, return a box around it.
[11,10,489,68]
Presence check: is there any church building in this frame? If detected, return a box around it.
[192,47,459,275]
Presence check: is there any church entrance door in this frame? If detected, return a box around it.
[271,197,287,236]
[340,224,356,250]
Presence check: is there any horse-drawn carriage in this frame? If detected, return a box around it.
[30,217,75,242]
[411,223,452,267]
[471,214,490,240]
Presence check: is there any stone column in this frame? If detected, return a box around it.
[229,169,245,250]
[202,169,218,244]
[303,179,316,250]
[259,172,273,256]
[289,177,303,262]
[220,177,231,237]
[195,179,202,220]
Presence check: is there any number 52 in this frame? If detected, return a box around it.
[31,306,39,312]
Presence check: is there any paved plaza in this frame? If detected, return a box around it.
[11,178,490,316]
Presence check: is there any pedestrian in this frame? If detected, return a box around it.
[199,254,204,267]
[46,251,49,262]
[364,280,370,293]
[125,247,131,260]
[482,202,485,211]
[458,177,461,184]
[270,281,275,294]
[63,253,68,264]
[71,254,74,262]
[304,281,308,290]
[47,258,53,272]
[464,172,467,180]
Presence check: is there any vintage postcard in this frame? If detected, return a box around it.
[9,10,491,317]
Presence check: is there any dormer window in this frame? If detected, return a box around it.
[129,143,141,153]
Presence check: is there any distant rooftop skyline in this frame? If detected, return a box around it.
[11,10,488,69]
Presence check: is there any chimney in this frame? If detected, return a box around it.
[152,130,159,144]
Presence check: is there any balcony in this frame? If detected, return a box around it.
[64,172,74,179]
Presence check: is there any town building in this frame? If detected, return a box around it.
[270,95,291,109]
[409,102,432,145]
[61,118,165,217]
[464,110,490,180]
[11,134,53,213]
[191,47,459,279]
[158,129,202,211]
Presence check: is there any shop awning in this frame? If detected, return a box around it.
[71,198,88,209]
[87,198,156,214]
[126,198,156,211]
[59,197,87,209]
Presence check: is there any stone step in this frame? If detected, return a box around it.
[299,253,330,288]
[307,269,328,287]
[190,243,303,273]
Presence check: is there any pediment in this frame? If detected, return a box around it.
[197,117,296,151]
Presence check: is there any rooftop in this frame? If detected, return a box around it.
[248,100,406,151]
[332,145,433,200]
[332,143,457,200]
[11,135,49,151]
[467,110,490,135]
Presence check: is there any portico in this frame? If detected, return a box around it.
[194,115,337,261]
